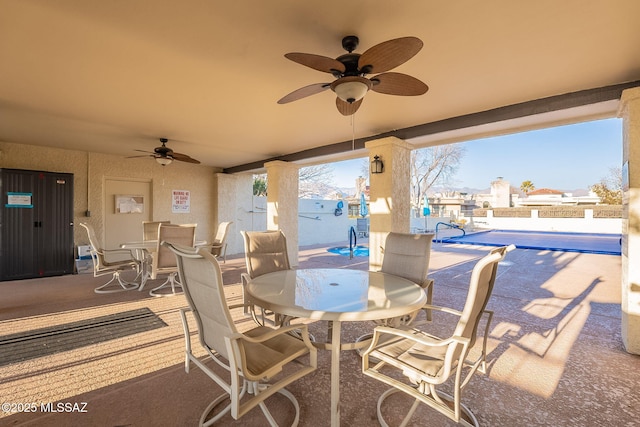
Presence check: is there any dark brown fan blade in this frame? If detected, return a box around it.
[370,72,429,96]
[336,97,363,116]
[278,83,331,104]
[172,152,201,164]
[358,37,423,74]
[285,53,346,74]
[126,154,153,159]
[133,149,155,154]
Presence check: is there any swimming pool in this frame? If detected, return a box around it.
[327,245,370,257]
[438,229,621,255]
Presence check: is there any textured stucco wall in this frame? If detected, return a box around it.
[365,137,412,269]
[619,87,640,354]
[0,141,219,249]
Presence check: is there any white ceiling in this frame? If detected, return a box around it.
[1,1,639,172]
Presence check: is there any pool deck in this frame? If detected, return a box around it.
[1,241,638,426]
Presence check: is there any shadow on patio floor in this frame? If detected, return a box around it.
[1,242,638,426]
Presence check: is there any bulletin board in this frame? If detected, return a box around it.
[115,195,144,214]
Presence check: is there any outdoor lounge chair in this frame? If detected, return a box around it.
[79,222,140,294]
[362,245,514,427]
[165,242,317,427]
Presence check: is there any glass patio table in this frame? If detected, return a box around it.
[246,268,427,427]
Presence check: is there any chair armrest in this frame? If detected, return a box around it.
[364,325,470,358]
[241,272,250,286]
[98,247,135,256]
[97,248,137,262]
[420,304,462,317]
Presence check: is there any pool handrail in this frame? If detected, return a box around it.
[349,226,357,259]
[435,221,466,242]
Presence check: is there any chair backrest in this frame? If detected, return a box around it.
[241,230,291,279]
[453,245,511,348]
[213,221,232,245]
[380,232,434,285]
[79,222,101,252]
[166,242,237,360]
[142,220,170,241]
[154,224,197,269]
[79,222,104,268]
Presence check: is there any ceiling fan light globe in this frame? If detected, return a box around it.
[156,157,173,166]
[331,76,372,104]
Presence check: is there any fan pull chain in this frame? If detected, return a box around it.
[351,114,356,151]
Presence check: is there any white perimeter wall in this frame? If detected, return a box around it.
[410,210,622,235]
[239,197,361,250]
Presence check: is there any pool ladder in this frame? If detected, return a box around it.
[435,221,466,242]
[349,226,357,259]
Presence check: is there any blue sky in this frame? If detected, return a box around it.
[330,118,622,191]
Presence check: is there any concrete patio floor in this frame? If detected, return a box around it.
[1,241,638,426]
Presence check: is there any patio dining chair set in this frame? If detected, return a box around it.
[163,229,513,426]
[79,221,232,296]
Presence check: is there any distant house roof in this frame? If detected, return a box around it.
[527,188,564,196]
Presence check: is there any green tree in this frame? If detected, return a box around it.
[253,174,267,196]
[590,166,622,205]
[520,180,535,195]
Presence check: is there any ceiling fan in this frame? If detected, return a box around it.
[129,138,200,165]
[277,35,429,116]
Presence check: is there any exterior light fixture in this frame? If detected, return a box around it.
[371,155,384,174]
[331,76,372,103]
[156,156,173,166]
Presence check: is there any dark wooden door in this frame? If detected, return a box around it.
[0,169,74,280]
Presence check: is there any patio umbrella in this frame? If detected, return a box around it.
[360,193,368,217]
[423,195,431,216]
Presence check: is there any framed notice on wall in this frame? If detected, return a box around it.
[172,190,191,213]
[115,195,144,213]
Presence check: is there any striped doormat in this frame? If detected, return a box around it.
[0,308,167,367]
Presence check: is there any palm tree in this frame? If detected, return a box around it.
[520,180,535,195]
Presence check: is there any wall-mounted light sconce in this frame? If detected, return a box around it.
[371,155,384,174]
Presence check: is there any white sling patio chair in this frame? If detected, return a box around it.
[356,232,435,351]
[362,245,514,427]
[142,220,170,241]
[148,223,196,296]
[379,232,435,324]
[210,221,232,263]
[165,242,317,427]
[241,230,292,326]
[79,222,140,294]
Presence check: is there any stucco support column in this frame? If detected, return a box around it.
[619,87,640,355]
[365,136,412,271]
[264,160,299,266]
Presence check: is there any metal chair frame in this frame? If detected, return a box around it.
[166,242,317,426]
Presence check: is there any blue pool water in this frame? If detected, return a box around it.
[327,245,370,257]
[438,229,621,255]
